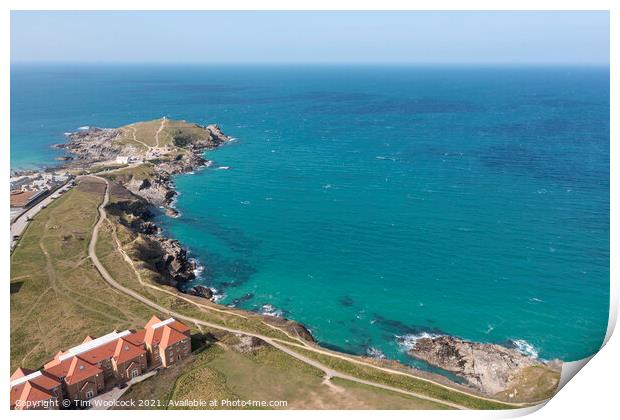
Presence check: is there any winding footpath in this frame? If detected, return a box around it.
[86,175,538,411]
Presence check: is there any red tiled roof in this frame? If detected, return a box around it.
[145,315,163,329]
[10,384,26,408]
[10,190,37,207]
[144,317,190,349]
[144,326,162,347]
[168,320,190,335]
[43,358,72,380]
[33,372,61,390]
[160,326,188,349]
[10,367,34,381]
[113,338,146,365]
[14,382,54,409]
[124,330,146,347]
[65,357,101,385]
[78,340,117,365]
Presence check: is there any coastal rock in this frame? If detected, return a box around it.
[233,334,267,354]
[188,285,214,300]
[64,127,125,163]
[409,335,548,395]
[155,237,196,284]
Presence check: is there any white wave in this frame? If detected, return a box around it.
[260,304,283,318]
[323,184,332,189]
[211,290,225,303]
[63,132,72,136]
[77,126,90,130]
[216,166,230,170]
[396,332,442,352]
[529,297,543,303]
[484,324,494,334]
[509,339,539,359]
[366,347,386,359]
[192,261,204,278]
[240,200,251,205]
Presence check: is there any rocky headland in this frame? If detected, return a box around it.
[60,119,231,290]
[408,335,561,398]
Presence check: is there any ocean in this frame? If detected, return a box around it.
[11,64,609,365]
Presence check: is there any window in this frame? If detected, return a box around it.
[131,369,139,378]
[85,390,94,399]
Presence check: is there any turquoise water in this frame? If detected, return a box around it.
[11,64,609,365]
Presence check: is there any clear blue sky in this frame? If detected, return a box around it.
[11,11,609,65]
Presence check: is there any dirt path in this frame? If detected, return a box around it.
[86,175,537,411]
[154,117,166,148]
[130,125,151,150]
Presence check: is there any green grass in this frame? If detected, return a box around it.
[121,343,450,410]
[278,343,517,410]
[10,178,155,371]
[494,365,560,403]
[104,163,156,182]
[115,119,212,150]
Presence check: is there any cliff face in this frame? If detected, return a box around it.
[78,120,233,287]
[409,335,560,396]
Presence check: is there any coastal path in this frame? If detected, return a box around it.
[154,117,167,148]
[87,175,541,411]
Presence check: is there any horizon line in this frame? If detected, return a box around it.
[10,60,611,67]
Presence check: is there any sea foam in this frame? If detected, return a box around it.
[395,332,442,352]
[509,339,539,359]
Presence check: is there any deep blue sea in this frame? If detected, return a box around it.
[11,64,609,365]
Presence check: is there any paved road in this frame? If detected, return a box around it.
[89,370,157,410]
[10,181,74,251]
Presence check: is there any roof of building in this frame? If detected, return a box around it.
[160,326,188,349]
[113,338,146,365]
[79,340,118,365]
[12,381,55,409]
[9,190,37,207]
[65,357,102,385]
[43,357,72,379]
[144,317,190,349]
[10,367,34,381]
[145,315,163,329]
[10,370,60,409]
[124,330,146,347]
[58,330,131,361]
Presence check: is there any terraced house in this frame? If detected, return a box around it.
[10,316,191,410]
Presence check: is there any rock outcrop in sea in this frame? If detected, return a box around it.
[408,335,560,396]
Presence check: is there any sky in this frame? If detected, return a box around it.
[11,11,609,65]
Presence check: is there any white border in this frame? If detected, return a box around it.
[2,2,616,419]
